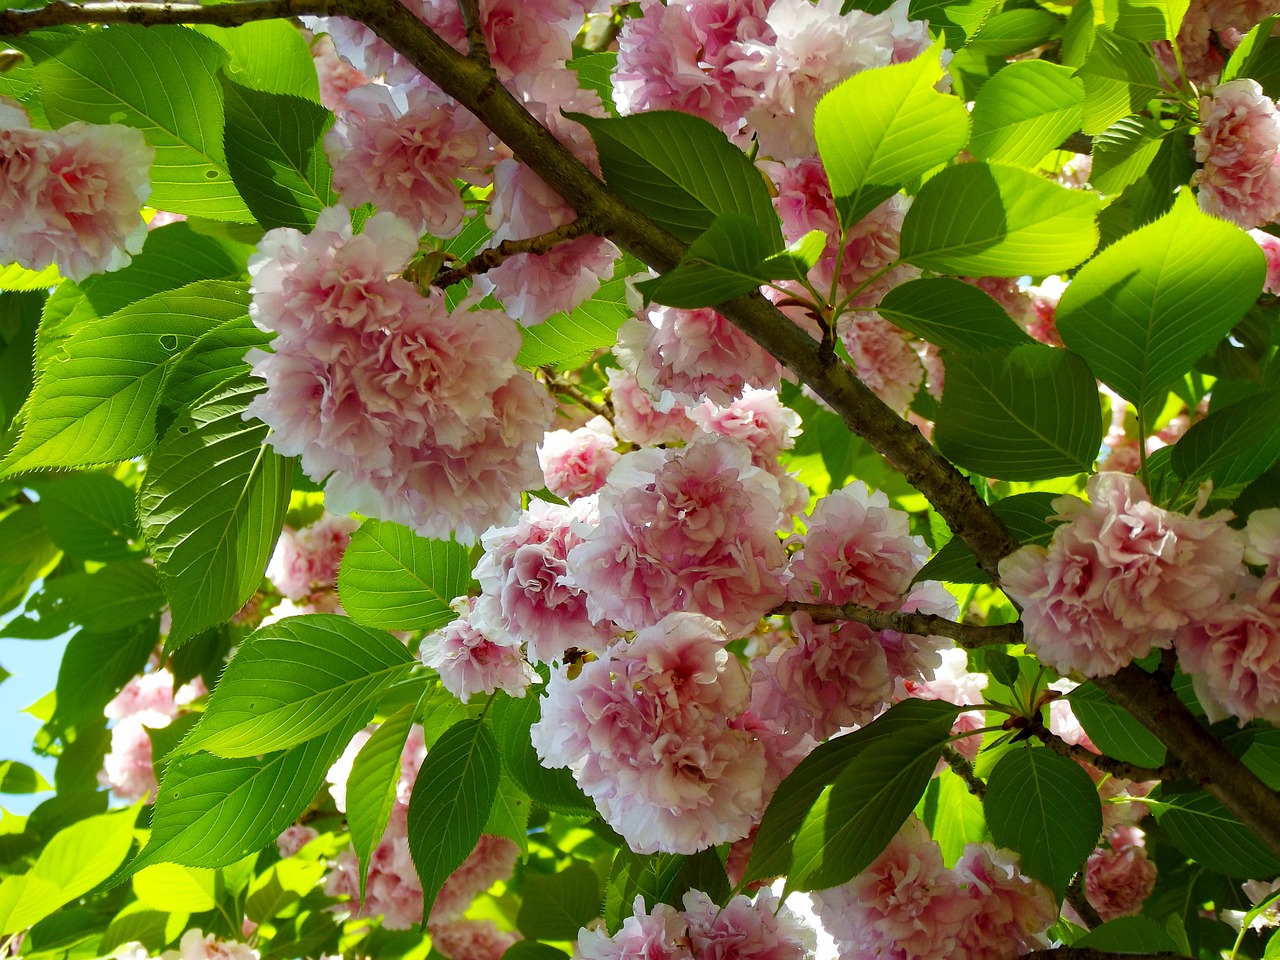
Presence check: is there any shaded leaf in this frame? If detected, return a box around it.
[1170,389,1280,487]
[347,703,416,900]
[877,277,1034,354]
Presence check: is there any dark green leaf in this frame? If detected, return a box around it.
[0,281,249,477]
[635,212,774,308]
[571,110,780,246]
[1075,916,1181,953]
[969,60,1084,167]
[516,861,601,939]
[877,277,1034,354]
[1106,0,1190,41]
[1057,191,1266,410]
[179,614,415,757]
[37,25,252,221]
[221,77,336,231]
[900,163,1101,276]
[1170,390,1280,487]
[1090,115,1166,198]
[347,704,416,901]
[33,473,139,562]
[407,718,501,920]
[140,376,293,648]
[815,41,969,227]
[1157,789,1280,876]
[2,560,164,639]
[0,506,59,617]
[788,707,959,890]
[743,699,960,885]
[338,519,474,632]
[123,714,368,876]
[1222,16,1280,97]
[568,52,618,117]
[935,344,1104,480]
[0,761,52,795]
[986,747,1102,899]
[1066,684,1167,767]
[52,618,159,734]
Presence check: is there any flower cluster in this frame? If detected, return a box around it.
[575,889,813,960]
[98,667,206,802]
[429,835,523,960]
[245,205,553,544]
[266,511,360,602]
[812,816,1057,960]
[1195,79,1280,229]
[1,97,153,282]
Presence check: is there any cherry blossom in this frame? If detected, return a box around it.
[1195,78,1280,228]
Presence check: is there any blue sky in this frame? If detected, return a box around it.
[0,602,69,815]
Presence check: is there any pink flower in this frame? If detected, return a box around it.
[276,825,320,857]
[683,888,813,960]
[1246,508,1280,577]
[472,498,617,663]
[1250,229,1280,293]
[267,512,359,601]
[615,306,783,410]
[953,845,1058,960]
[839,313,925,416]
[1177,574,1280,724]
[428,835,522,960]
[813,815,972,960]
[310,33,371,113]
[1,104,153,282]
[576,897,693,960]
[538,415,620,500]
[1000,472,1245,677]
[1195,79,1280,228]
[531,613,767,853]
[485,235,621,325]
[98,668,206,802]
[567,436,790,635]
[326,80,494,238]
[1085,829,1158,922]
[419,598,537,701]
[325,808,424,929]
[160,930,258,960]
[606,367,698,446]
[98,718,161,803]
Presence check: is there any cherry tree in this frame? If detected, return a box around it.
[0,0,1279,957]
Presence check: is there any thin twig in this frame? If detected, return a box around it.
[1032,723,1177,784]
[1023,951,1187,960]
[454,0,489,66]
[431,218,598,288]
[541,368,610,419]
[772,600,1023,649]
[1065,870,1103,931]
[941,745,986,799]
[0,0,330,32]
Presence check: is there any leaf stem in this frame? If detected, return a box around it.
[771,599,1024,648]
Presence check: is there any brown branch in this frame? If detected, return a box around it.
[541,367,611,419]
[11,0,1280,872]
[454,0,488,66]
[0,0,330,32]
[1032,723,1178,784]
[1065,869,1103,930]
[773,599,1024,649]
[941,745,986,799]
[431,218,597,288]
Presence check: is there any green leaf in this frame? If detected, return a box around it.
[1090,115,1166,198]
[179,614,415,757]
[788,707,959,890]
[1075,916,1181,953]
[635,212,774,308]
[33,472,139,562]
[222,77,336,230]
[131,864,217,914]
[568,52,618,117]
[604,849,727,931]
[1105,0,1190,41]
[38,25,252,221]
[2,560,164,639]
[0,281,249,477]
[1156,789,1280,877]
[196,21,322,101]
[1057,190,1266,410]
[517,266,634,370]
[743,699,960,886]
[123,714,368,876]
[159,314,274,420]
[1170,390,1280,487]
[101,901,188,957]
[0,761,51,795]
[1078,28,1167,131]
[347,703,416,900]
[900,163,1101,276]
[815,41,969,227]
[0,263,61,293]
[52,618,159,733]
[968,60,1084,167]
[483,774,532,855]
[1222,15,1280,96]
[407,718,501,920]
[245,858,327,924]
[0,807,139,935]
[967,9,1064,55]
[571,110,780,246]
[935,344,1104,480]
[338,519,475,632]
[1066,684,1167,767]
[916,771,987,866]
[877,277,1034,354]
[985,747,1102,899]
[517,861,601,939]
[0,506,59,617]
[757,230,827,282]
[140,376,293,648]
[489,691,596,816]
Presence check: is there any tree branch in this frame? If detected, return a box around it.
[454,0,488,66]
[941,745,986,799]
[431,218,597,288]
[1022,953,1186,960]
[773,600,1024,649]
[541,367,611,419]
[0,0,330,32]
[1065,869,1103,930]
